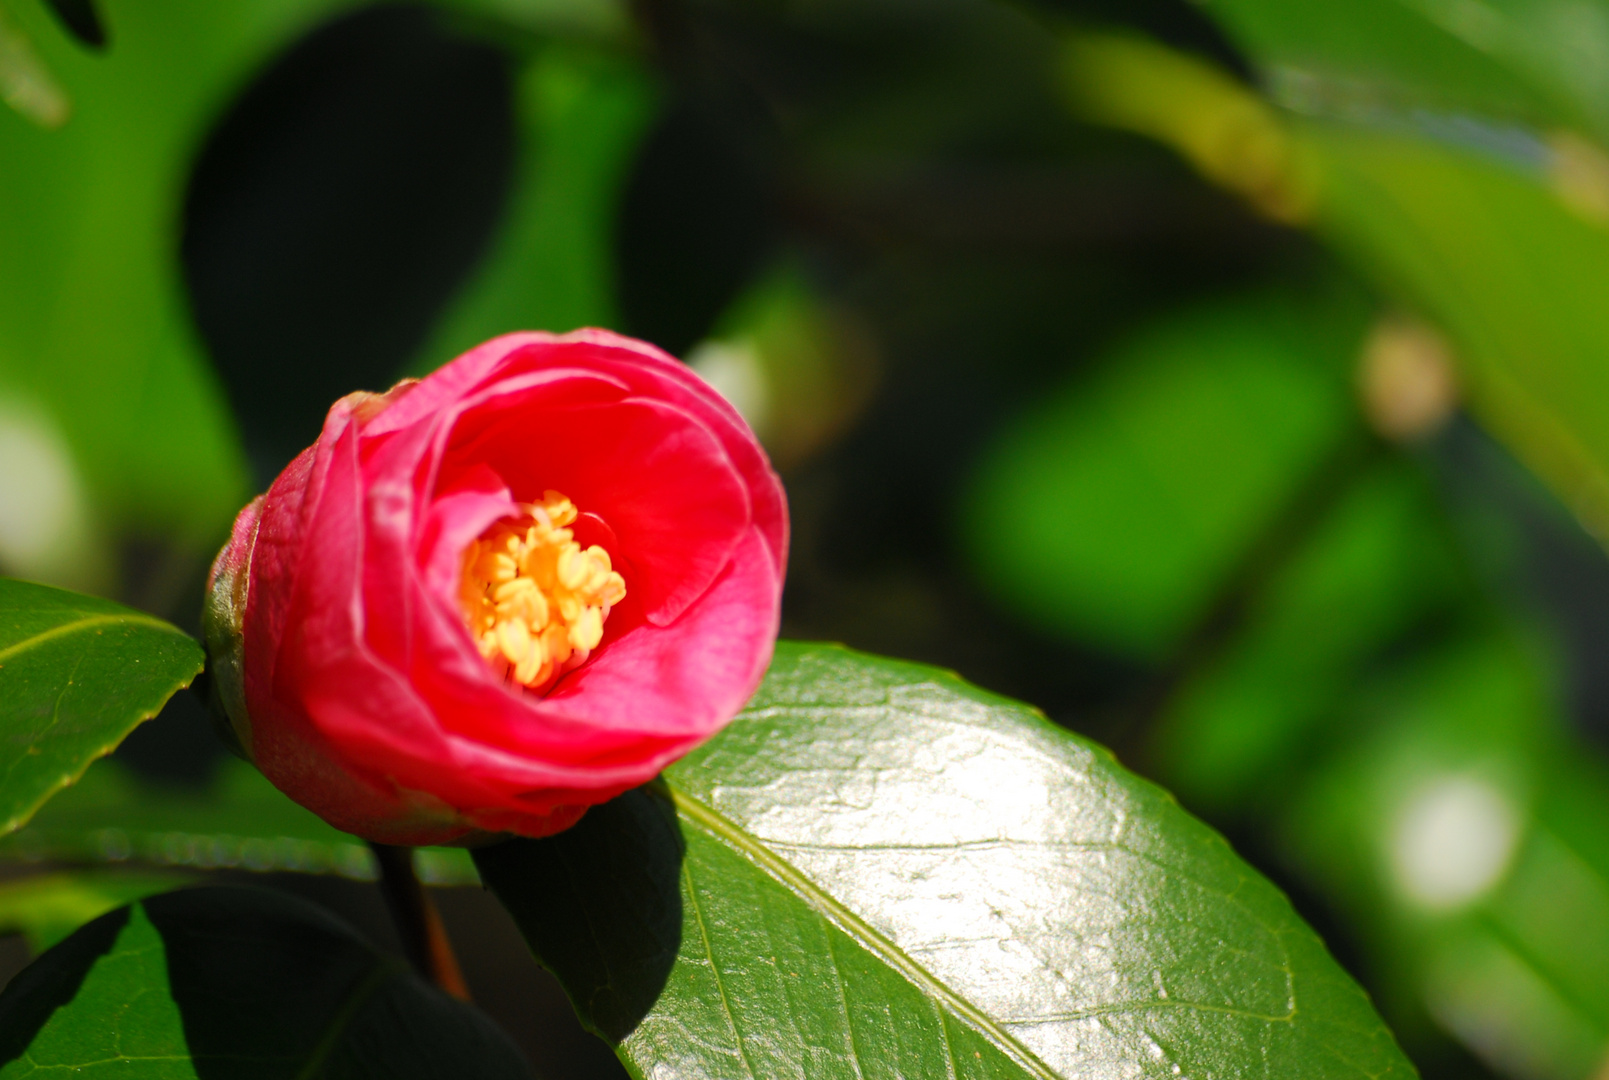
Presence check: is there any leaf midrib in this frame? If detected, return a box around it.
[668,786,1064,1080]
[0,613,187,666]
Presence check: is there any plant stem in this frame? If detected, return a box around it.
[369,842,472,1001]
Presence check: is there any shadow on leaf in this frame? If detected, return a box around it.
[473,782,685,1043]
[0,904,127,1065]
[0,885,531,1078]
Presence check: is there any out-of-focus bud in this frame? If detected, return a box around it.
[0,395,108,592]
[1358,314,1459,442]
[0,8,69,127]
[688,262,878,471]
[1548,130,1609,227]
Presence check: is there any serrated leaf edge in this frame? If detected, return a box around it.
[0,611,202,836]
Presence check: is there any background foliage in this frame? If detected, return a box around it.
[3,0,1609,1076]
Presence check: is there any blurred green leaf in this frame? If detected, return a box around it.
[1152,460,1463,814]
[432,0,632,41]
[0,869,186,951]
[412,41,656,371]
[1061,31,1317,223]
[0,756,479,886]
[1201,0,1609,143]
[965,287,1366,661]
[0,0,318,562]
[0,0,641,585]
[0,885,532,1078]
[1064,25,1609,564]
[478,642,1415,1079]
[0,398,113,593]
[0,578,200,837]
[1302,125,1609,545]
[1277,628,1609,1078]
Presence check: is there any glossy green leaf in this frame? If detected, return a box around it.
[963,288,1366,661]
[411,41,656,372]
[1276,629,1609,1077]
[0,885,532,1078]
[0,870,187,951]
[0,756,479,886]
[477,641,1415,1080]
[0,578,201,837]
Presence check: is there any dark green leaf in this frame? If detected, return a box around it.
[0,756,479,886]
[479,641,1415,1079]
[40,0,105,50]
[0,578,200,837]
[0,885,532,1078]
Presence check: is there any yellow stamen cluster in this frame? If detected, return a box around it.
[459,490,626,692]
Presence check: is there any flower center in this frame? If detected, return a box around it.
[458,490,627,692]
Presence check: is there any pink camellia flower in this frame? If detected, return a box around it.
[203,330,787,845]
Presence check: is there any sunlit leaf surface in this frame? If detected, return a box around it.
[0,885,531,1078]
[0,578,200,837]
[479,642,1414,1079]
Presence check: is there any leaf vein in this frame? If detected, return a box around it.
[822,920,867,1080]
[682,857,762,1080]
[0,613,185,666]
[672,787,1065,1080]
